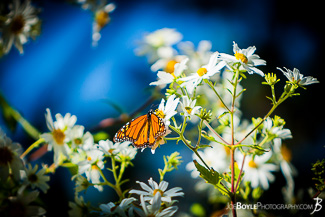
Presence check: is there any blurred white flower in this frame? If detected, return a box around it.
[150,58,189,87]
[220,41,266,76]
[180,96,201,117]
[180,52,225,94]
[135,28,182,63]
[277,67,319,87]
[99,197,136,217]
[92,2,116,46]
[0,129,23,182]
[7,186,46,216]
[20,163,50,193]
[129,177,184,204]
[68,195,90,217]
[135,193,178,217]
[156,94,180,126]
[273,138,297,203]
[238,152,278,190]
[1,0,40,54]
[263,117,292,140]
[186,143,230,178]
[68,125,94,150]
[117,142,138,161]
[77,146,105,191]
[178,40,213,72]
[41,108,76,165]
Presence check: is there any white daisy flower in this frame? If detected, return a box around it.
[220,41,266,76]
[1,0,40,54]
[20,163,50,193]
[263,117,292,140]
[7,186,46,216]
[277,67,319,87]
[180,52,225,94]
[68,195,90,217]
[92,2,116,46]
[99,197,136,217]
[40,108,77,165]
[0,129,23,182]
[136,193,178,217]
[150,51,186,73]
[117,143,138,161]
[98,139,121,156]
[77,147,105,191]
[150,58,189,87]
[180,96,201,117]
[129,177,184,204]
[238,152,278,190]
[155,94,180,126]
[273,138,297,203]
[135,28,182,63]
[68,125,94,150]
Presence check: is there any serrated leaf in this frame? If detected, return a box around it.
[194,160,219,186]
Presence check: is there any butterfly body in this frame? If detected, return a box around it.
[113,109,166,149]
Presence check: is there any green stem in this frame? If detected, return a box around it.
[230,67,240,217]
[20,138,45,159]
[205,79,231,112]
[111,157,124,199]
[203,120,230,146]
[98,166,122,198]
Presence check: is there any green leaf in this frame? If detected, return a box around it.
[93,131,110,142]
[0,93,18,131]
[61,162,78,176]
[201,131,218,142]
[194,160,219,185]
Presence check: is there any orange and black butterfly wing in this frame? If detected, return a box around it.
[113,114,148,147]
[149,112,166,143]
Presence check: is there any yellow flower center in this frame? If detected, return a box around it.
[74,138,82,145]
[155,109,166,119]
[185,106,193,114]
[153,189,164,196]
[95,10,110,29]
[10,15,25,35]
[197,67,208,77]
[52,129,66,145]
[87,156,92,161]
[91,164,99,170]
[281,145,292,162]
[248,160,258,168]
[165,60,178,75]
[234,52,248,64]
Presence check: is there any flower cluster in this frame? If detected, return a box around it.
[136,28,319,215]
[0,130,47,216]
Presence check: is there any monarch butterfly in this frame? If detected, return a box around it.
[113,109,166,149]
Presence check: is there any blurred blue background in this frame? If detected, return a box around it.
[0,0,324,216]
